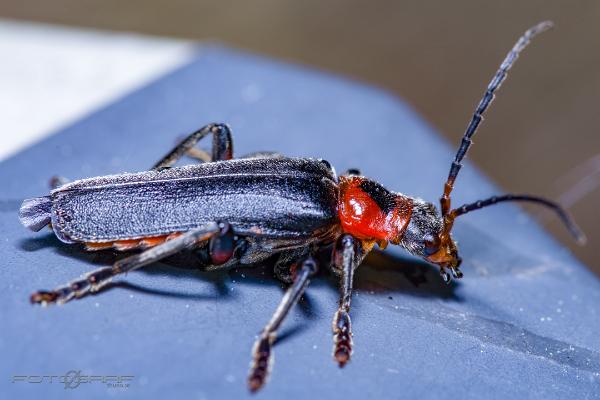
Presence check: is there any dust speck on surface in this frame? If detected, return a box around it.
[241,83,263,103]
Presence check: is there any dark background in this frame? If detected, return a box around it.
[1,0,598,274]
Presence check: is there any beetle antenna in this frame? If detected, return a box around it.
[451,194,586,245]
[440,21,554,217]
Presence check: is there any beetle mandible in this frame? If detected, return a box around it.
[19,21,584,392]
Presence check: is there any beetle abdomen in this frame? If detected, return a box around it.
[44,157,339,243]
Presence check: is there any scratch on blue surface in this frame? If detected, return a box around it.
[382,300,600,375]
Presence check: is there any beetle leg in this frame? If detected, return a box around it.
[191,150,282,162]
[248,254,318,392]
[30,222,221,305]
[152,123,233,170]
[273,247,311,283]
[331,234,368,367]
[343,168,361,176]
[239,151,283,159]
[208,222,236,265]
[184,147,212,163]
[49,176,70,190]
[187,147,284,162]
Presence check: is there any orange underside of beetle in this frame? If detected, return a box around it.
[84,232,182,251]
[337,176,413,244]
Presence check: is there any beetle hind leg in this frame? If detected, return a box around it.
[152,123,233,170]
[248,253,318,392]
[49,176,70,190]
[30,222,226,306]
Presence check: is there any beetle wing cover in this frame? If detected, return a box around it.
[46,158,339,243]
[19,196,52,232]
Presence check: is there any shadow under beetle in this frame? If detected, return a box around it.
[19,21,585,392]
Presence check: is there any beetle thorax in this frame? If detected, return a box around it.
[337,176,413,244]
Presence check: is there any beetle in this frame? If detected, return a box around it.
[19,21,584,392]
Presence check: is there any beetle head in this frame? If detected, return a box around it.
[422,229,462,282]
[398,198,462,282]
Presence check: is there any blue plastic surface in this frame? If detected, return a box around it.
[1,46,599,399]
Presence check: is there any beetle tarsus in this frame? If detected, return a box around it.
[333,309,353,367]
[30,266,114,306]
[440,267,452,284]
[30,290,59,305]
[450,266,463,279]
[248,334,273,392]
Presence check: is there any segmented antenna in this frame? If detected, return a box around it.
[452,194,586,244]
[440,21,554,216]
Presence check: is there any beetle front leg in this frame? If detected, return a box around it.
[152,123,233,170]
[331,234,368,367]
[248,254,318,392]
[30,222,224,305]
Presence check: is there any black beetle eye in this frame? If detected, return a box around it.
[318,159,332,170]
[423,236,440,256]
